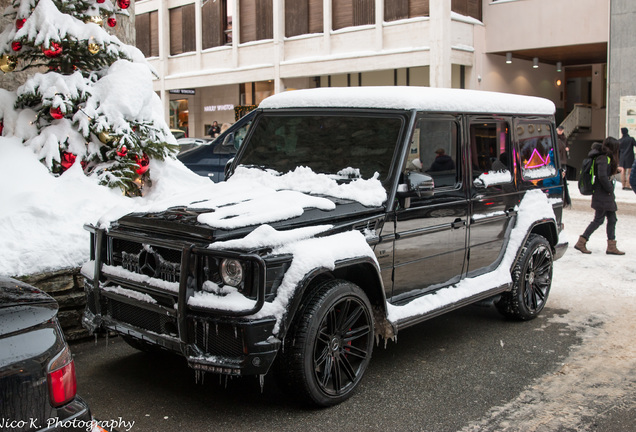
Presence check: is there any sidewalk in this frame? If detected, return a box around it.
[567,180,636,216]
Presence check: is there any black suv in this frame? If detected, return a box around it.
[83,87,568,406]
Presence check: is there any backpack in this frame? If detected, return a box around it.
[578,156,609,195]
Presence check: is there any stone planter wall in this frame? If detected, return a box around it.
[17,268,89,341]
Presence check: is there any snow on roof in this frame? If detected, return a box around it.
[259,87,556,116]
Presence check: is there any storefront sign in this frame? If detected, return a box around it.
[204,104,235,112]
[169,89,195,95]
[620,95,636,136]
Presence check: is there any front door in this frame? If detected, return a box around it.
[391,116,468,303]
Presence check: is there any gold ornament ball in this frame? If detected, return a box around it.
[88,43,100,54]
[0,55,17,73]
[90,15,104,26]
[98,131,115,144]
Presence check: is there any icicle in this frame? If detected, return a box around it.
[259,375,265,393]
[215,323,219,335]
[219,375,222,385]
[224,376,229,388]
[195,370,200,385]
[375,334,380,347]
[234,326,238,338]
[94,333,98,346]
[204,321,209,352]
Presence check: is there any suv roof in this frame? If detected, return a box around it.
[259,86,555,115]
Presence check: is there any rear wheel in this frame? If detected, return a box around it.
[277,279,374,406]
[496,234,553,320]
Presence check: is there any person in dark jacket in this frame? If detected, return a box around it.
[574,137,625,255]
[619,127,635,190]
[429,148,455,171]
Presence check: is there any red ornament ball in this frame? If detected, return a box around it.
[134,154,150,175]
[0,121,3,136]
[11,41,21,51]
[97,0,105,3]
[50,106,64,120]
[117,0,130,9]
[16,19,26,30]
[107,17,117,27]
[60,152,76,171]
[116,146,128,157]
[42,41,63,58]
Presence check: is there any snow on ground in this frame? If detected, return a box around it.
[462,186,636,431]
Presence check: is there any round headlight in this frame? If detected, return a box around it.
[220,259,244,287]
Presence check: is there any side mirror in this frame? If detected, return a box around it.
[222,132,235,147]
[224,158,234,180]
[406,171,434,198]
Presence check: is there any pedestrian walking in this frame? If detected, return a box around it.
[574,137,625,255]
[619,127,635,190]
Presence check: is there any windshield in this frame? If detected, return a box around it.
[237,113,404,181]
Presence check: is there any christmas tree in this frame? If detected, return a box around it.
[0,0,177,195]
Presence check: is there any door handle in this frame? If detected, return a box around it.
[451,218,466,229]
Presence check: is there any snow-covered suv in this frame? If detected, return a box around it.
[82,87,568,406]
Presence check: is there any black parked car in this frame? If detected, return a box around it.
[0,277,94,431]
[177,111,255,182]
[83,87,568,406]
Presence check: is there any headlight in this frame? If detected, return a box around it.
[220,258,244,287]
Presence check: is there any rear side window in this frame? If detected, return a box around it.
[516,122,558,180]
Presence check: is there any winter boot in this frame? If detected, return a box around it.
[574,236,592,254]
[606,239,625,255]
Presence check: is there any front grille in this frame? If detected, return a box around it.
[110,238,182,282]
[107,298,178,336]
[86,288,96,314]
[193,319,245,357]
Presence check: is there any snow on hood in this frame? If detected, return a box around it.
[108,166,387,230]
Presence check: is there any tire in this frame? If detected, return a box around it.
[277,279,374,406]
[496,234,553,320]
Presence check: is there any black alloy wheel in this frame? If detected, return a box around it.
[496,234,553,320]
[278,279,374,406]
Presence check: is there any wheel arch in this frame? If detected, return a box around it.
[277,257,393,341]
[511,219,558,269]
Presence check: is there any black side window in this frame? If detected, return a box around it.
[469,121,511,183]
[405,118,460,188]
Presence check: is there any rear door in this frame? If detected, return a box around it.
[466,117,520,276]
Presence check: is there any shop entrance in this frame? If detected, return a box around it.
[170,99,189,137]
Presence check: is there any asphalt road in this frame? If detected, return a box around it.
[72,304,581,432]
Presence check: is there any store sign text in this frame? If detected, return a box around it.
[204,104,235,112]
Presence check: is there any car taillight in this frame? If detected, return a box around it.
[47,346,77,407]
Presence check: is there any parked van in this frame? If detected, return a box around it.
[83,87,568,406]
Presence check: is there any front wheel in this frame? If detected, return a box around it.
[496,234,553,320]
[278,279,374,406]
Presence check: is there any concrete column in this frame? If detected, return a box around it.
[232,0,239,68]
[159,1,170,125]
[429,0,452,88]
[375,0,384,51]
[273,0,284,93]
[323,0,332,55]
[195,0,202,64]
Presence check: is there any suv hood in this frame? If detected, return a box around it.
[115,195,385,244]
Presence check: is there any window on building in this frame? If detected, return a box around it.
[332,0,375,31]
[136,11,159,57]
[240,0,273,43]
[203,0,232,48]
[239,81,275,106]
[451,0,482,21]
[170,4,196,55]
[285,0,323,37]
[384,0,429,22]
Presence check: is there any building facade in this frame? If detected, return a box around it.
[136,0,610,168]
